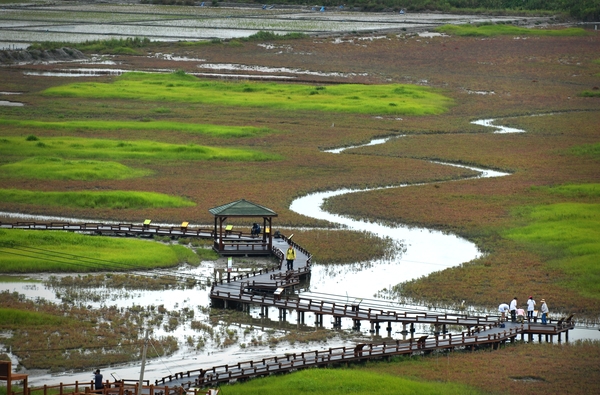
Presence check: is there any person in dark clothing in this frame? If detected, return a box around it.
[94,369,104,391]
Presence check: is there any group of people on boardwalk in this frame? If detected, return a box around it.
[499,296,549,324]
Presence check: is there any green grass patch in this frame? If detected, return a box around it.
[532,183,600,198]
[242,31,309,41]
[0,308,67,327]
[0,118,277,138]
[579,90,600,97]
[28,37,152,54]
[0,157,153,181]
[0,137,280,162]
[0,229,200,273]
[568,142,600,158]
[42,72,453,116]
[504,199,600,299]
[0,275,38,282]
[222,366,484,395]
[436,24,588,37]
[194,248,220,260]
[0,188,195,209]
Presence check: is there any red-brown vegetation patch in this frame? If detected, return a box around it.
[362,341,600,395]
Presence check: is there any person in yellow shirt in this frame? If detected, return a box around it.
[286,245,296,271]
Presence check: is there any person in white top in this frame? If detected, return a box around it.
[526,296,536,321]
[498,303,510,322]
[509,297,518,322]
[540,299,549,324]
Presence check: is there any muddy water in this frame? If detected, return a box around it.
[1,117,597,385]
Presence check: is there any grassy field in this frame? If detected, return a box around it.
[0,118,279,138]
[221,367,485,395]
[43,72,453,116]
[0,229,200,272]
[0,307,70,326]
[436,24,589,37]
[0,136,280,162]
[0,188,195,209]
[505,199,600,299]
[0,157,154,180]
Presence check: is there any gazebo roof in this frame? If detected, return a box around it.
[209,199,278,217]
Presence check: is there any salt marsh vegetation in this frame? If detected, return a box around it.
[0,229,200,272]
[0,157,153,180]
[0,118,279,138]
[0,188,196,209]
[436,24,589,37]
[0,136,280,161]
[44,71,453,115]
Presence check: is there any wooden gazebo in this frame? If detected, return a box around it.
[209,199,278,255]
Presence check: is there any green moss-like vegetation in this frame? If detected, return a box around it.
[0,137,280,162]
[0,118,278,138]
[568,142,600,158]
[222,367,484,395]
[534,183,600,198]
[242,31,309,41]
[0,157,153,181]
[579,90,600,97]
[504,195,600,299]
[0,308,68,327]
[43,72,453,116]
[0,188,195,209]
[28,37,152,54]
[0,229,200,273]
[436,24,588,37]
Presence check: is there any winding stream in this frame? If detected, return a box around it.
[294,133,510,300]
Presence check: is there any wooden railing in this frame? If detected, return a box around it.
[9,380,210,395]
[157,327,522,388]
[208,288,500,327]
[0,221,215,239]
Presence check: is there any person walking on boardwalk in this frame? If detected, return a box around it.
[286,244,296,271]
[509,297,518,323]
[540,298,549,324]
[498,302,510,322]
[526,296,536,321]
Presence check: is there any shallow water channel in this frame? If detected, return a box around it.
[1,118,598,386]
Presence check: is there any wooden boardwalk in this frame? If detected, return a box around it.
[155,326,515,388]
[0,220,274,256]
